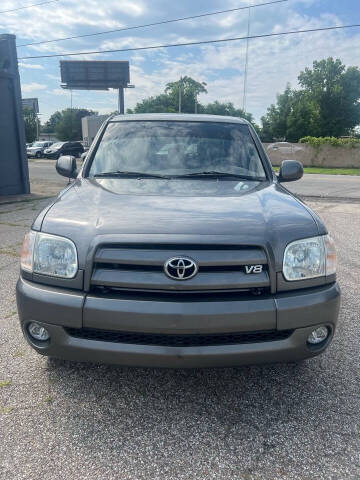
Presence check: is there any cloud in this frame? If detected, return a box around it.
[21,82,47,93]
[49,88,79,96]
[11,0,360,123]
[18,63,44,70]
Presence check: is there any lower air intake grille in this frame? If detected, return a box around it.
[65,327,293,347]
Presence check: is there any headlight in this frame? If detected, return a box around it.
[283,234,336,281]
[20,231,78,278]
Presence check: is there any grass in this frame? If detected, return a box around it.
[1,407,14,415]
[0,380,11,388]
[273,166,360,175]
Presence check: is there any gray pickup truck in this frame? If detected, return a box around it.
[17,114,340,367]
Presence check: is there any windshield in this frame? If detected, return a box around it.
[88,121,266,180]
[50,142,65,149]
[32,142,47,147]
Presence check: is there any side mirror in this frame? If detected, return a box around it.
[56,155,77,179]
[278,160,303,183]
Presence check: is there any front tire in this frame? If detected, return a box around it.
[35,151,41,158]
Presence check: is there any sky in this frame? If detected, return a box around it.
[1,0,360,123]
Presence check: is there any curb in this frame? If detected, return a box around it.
[0,194,53,206]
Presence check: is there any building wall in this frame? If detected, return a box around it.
[264,143,360,168]
[82,115,109,147]
[38,133,60,142]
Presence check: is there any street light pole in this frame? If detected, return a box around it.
[178,77,182,113]
[36,114,39,140]
[242,6,251,112]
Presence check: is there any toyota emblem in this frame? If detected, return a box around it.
[164,257,198,280]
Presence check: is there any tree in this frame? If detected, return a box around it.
[127,77,258,126]
[128,77,208,114]
[201,100,256,121]
[128,93,177,114]
[23,107,38,143]
[42,111,62,133]
[286,92,321,142]
[260,58,360,142]
[199,101,260,132]
[53,108,97,141]
[260,84,294,142]
[165,76,207,113]
[298,58,360,137]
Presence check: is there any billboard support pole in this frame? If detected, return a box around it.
[118,87,124,114]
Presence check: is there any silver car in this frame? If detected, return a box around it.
[27,141,53,158]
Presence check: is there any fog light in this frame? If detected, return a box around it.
[27,322,50,341]
[307,326,329,345]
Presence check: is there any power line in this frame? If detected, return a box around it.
[18,23,360,60]
[0,0,59,14]
[17,0,288,47]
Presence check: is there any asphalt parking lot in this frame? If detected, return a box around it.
[26,158,360,201]
[0,188,359,478]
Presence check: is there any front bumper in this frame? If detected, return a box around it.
[16,278,341,367]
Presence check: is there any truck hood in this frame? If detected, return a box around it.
[39,177,325,270]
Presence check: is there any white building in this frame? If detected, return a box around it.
[38,132,60,142]
[82,115,109,147]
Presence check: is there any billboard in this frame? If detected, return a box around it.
[60,60,130,90]
[22,97,39,113]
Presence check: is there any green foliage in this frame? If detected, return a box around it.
[261,84,294,142]
[299,136,360,148]
[0,380,11,387]
[50,108,97,141]
[200,101,259,132]
[129,77,207,114]
[261,58,360,142]
[42,111,62,133]
[272,166,360,175]
[23,107,38,143]
[128,94,177,114]
[199,101,249,119]
[127,77,259,131]
[165,76,207,113]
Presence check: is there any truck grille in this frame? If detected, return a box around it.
[89,243,270,293]
[65,327,293,347]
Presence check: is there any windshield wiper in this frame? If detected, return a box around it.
[94,171,168,179]
[171,171,265,181]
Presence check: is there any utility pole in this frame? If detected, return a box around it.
[178,76,182,113]
[36,114,39,140]
[70,89,73,139]
[195,96,198,114]
[242,6,251,112]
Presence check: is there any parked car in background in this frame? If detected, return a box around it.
[26,142,33,148]
[267,142,304,155]
[44,141,84,159]
[26,141,53,158]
